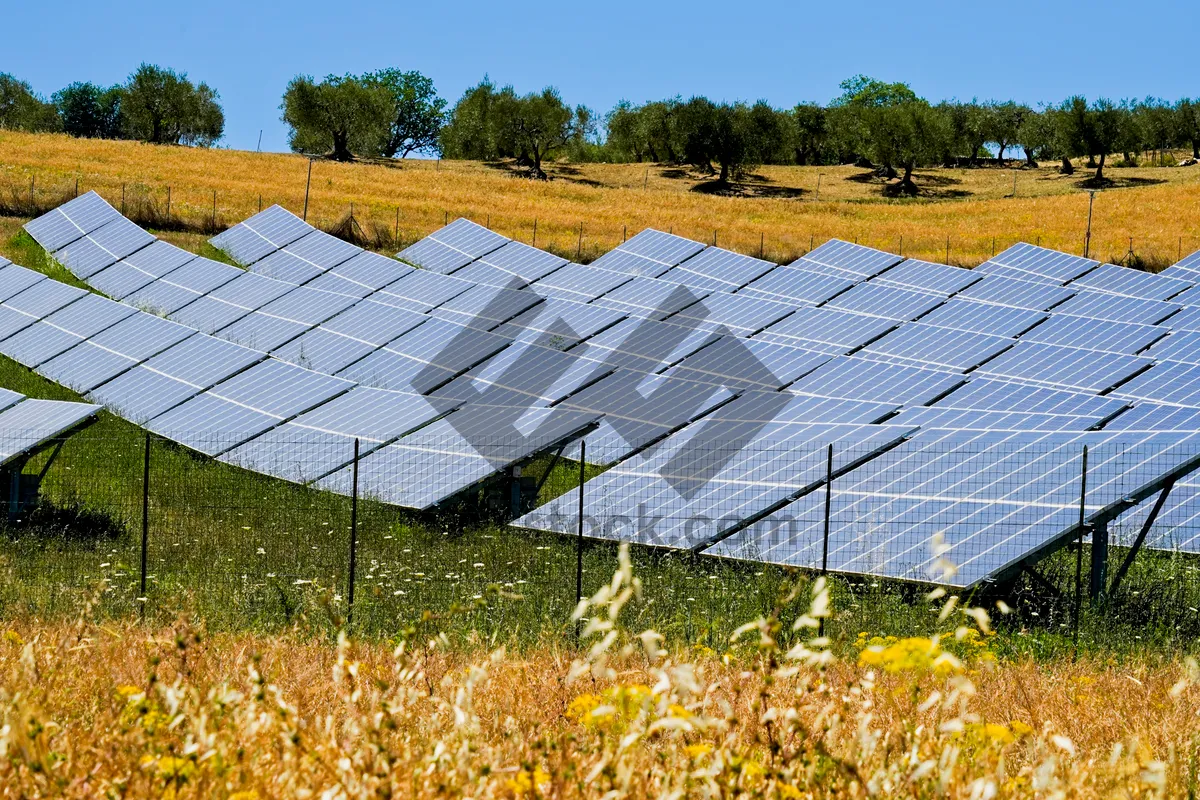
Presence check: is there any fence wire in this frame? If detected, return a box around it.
[2,428,1200,653]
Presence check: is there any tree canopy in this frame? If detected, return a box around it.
[122,64,224,146]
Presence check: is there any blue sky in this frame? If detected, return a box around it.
[8,0,1196,153]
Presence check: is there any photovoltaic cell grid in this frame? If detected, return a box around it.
[706,429,1200,587]
[515,415,916,550]
[589,229,706,278]
[791,239,901,280]
[0,397,101,465]
[209,204,314,265]
[396,218,510,274]
[975,243,1099,285]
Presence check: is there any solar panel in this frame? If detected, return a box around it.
[317,404,599,509]
[667,336,829,391]
[0,293,136,367]
[857,323,1013,372]
[88,333,265,422]
[250,229,362,284]
[1020,314,1165,355]
[556,369,733,464]
[888,406,1102,431]
[931,377,1128,418]
[432,336,609,409]
[872,259,980,295]
[1143,331,1200,364]
[515,414,913,550]
[122,257,242,316]
[303,251,415,297]
[0,387,23,412]
[210,205,313,265]
[572,316,721,375]
[270,300,427,374]
[219,386,455,485]
[736,266,855,305]
[491,299,625,347]
[590,229,706,277]
[396,218,509,273]
[1111,361,1200,407]
[1103,403,1200,431]
[978,243,1099,284]
[974,341,1150,393]
[787,356,964,406]
[916,298,1047,337]
[957,275,1075,310]
[1053,291,1181,325]
[1161,306,1200,332]
[336,319,512,394]
[1068,262,1192,300]
[454,241,569,287]
[657,247,776,292]
[0,263,47,302]
[210,287,360,352]
[753,307,898,355]
[23,191,120,252]
[592,276,709,320]
[794,239,901,279]
[0,398,100,462]
[53,217,155,278]
[168,272,295,333]
[529,263,635,303]
[373,269,475,313]
[429,283,544,330]
[1159,251,1200,281]
[707,428,1200,587]
[148,360,353,455]
[36,313,196,392]
[824,282,947,320]
[0,281,88,339]
[668,292,796,336]
[89,240,197,299]
[709,389,899,426]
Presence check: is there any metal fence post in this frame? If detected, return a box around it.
[166,185,171,219]
[347,438,360,627]
[1072,445,1089,655]
[139,432,150,619]
[1084,191,1096,258]
[819,443,833,637]
[303,159,313,221]
[575,440,586,642]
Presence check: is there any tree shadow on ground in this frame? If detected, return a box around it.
[1074,175,1168,191]
[480,159,606,187]
[689,179,806,198]
[5,498,127,544]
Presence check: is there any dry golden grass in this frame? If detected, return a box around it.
[3,130,1200,268]
[2,554,1198,798]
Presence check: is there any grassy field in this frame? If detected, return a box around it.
[2,581,1200,798]
[3,130,1200,268]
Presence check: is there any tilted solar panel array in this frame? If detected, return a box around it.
[22,193,1200,588]
[0,387,100,467]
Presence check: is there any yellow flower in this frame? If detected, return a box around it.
[504,767,550,797]
[116,685,142,701]
[668,703,692,719]
[141,755,195,782]
[982,723,1015,745]
[1010,720,1034,738]
[229,793,259,800]
[3,630,23,647]
[684,743,713,759]
[566,693,600,722]
[779,784,803,799]
[858,637,963,676]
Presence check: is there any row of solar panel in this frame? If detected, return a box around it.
[18,196,1200,592]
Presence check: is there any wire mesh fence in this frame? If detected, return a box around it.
[3,427,1200,653]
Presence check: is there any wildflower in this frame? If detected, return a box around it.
[684,743,713,759]
[2,630,22,647]
[115,685,142,701]
[229,792,259,800]
[1010,720,1034,738]
[566,693,600,722]
[504,766,550,797]
[858,637,963,676]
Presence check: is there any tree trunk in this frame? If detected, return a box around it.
[1025,148,1037,168]
[1094,151,1106,182]
[330,130,354,161]
[997,142,1006,165]
[1060,156,1074,175]
[1086,155,1097,168]
[1193,139,1199,159]
[719,160,730,184]
[898,162,918,194]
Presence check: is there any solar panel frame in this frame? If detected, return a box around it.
[1068,262,1192,300]
[752,307,898,355]
[736,266,856,306]
[0,293,137,368]
[915,298,1048,337]
[210,205,314,265]
[52,217,156,278]
[395,218,510,273]
[589,229,706,277]
[974,341,1151,393]
[36,313,197,392]
[657,247,776,292]
[1053,290,1182,325]
[856,323,1014,372]
[1020,314,1166,355]
[168,272,296,333]
[121,257,242,316]
[871,258,981,295]
[931,377,1129,418]
[823,282,948,321]
[23,192,120,252]
[787,356,965,406]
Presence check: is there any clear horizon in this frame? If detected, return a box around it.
[9,0,1197,154]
